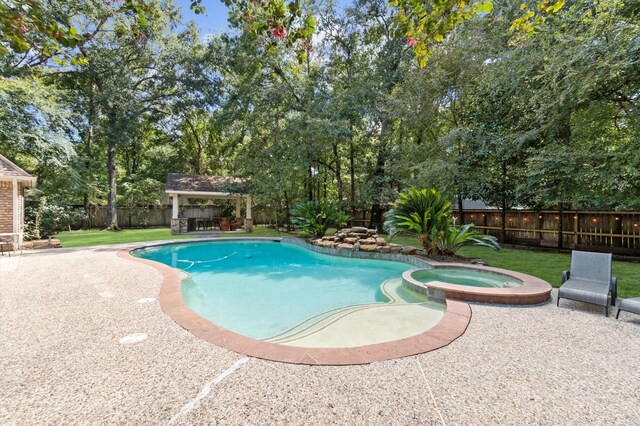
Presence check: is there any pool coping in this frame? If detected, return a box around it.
[117,237,472,365]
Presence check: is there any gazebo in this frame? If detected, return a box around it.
[165,173,252,235]
[0,154,37,249]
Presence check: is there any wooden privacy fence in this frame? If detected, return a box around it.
[73,206,640,255]
[453,210,640,256]
[73,205,276,229]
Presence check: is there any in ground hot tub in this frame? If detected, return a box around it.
[402,264,551,305]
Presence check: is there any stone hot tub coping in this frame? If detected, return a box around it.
[118,237,473,365]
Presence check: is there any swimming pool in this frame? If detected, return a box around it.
[132,240,424,340]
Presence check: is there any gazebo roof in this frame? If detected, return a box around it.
[0,154,36,186]
[165,173,249,195]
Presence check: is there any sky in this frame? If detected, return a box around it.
[174,0,352,36]
[174,0,233,35]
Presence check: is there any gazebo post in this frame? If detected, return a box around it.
[235,197,242,222]
[170,193,186,235]
[171,193,179,219]
[244,195,253,232]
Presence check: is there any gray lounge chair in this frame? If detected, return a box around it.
[616,297,640,319]
[557,250,617,316]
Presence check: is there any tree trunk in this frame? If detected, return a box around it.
[105,141,119,230]
[332,142,343,205]
[457,193,465,225]
[349,135,356,226]
[307,167,313,201]
[83,86,96,229]
[368,148,386,231]
[500,161,507,243]
[368,120,389,231]
[284,191,291,231]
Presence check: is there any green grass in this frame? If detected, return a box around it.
[56,227,640,298]
[56,226,291,248]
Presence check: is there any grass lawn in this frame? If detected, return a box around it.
[55,226,290,248]
[56,227,640,298]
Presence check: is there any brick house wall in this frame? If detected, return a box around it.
[0,180,13,233]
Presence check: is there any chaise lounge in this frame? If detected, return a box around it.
[616,297,640,319]
[557,250,617,316]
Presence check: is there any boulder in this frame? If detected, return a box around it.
[360,244,378,252]
[344,237,358,244]
[319,240,334,247]
[360,237,377,245]
[378,246,391,253]
[375,237,386,246]
[401,246,418,255]
[322,236,334,241]
[351,226,369,233]
[348,232,369,238]
[337,243,354,250]
[389,246,402,254]
[353,243,361,251]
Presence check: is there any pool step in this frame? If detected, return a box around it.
[265,277,427,344]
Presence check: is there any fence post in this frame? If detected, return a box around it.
[538,213,544,246]
[573,212,579,247]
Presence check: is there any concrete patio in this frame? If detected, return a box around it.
[1,244,638,425]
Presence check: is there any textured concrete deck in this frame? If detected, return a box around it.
[1,244,639,425]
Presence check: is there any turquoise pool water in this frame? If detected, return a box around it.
[133,240,411,340]
[412,267,522,288]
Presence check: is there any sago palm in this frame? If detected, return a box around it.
[383,188,452,254]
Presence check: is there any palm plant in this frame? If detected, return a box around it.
[383,188,452,254]
[384,188,501,256]
[433,223,501,256]
[290,200,350,238]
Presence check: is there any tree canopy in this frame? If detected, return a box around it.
[0,0,638,234]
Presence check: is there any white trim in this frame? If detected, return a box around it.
[164,190,248,198]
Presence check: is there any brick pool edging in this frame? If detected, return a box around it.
[117,237,471,365]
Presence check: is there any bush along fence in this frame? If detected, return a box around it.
[452,210,640,256]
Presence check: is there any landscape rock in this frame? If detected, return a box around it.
[360,244,378,252]
[401,246,417,255]
[351,226,369,233]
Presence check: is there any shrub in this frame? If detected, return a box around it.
[24,197,84,239]
[433,223,500,256]
[290,200,350,238]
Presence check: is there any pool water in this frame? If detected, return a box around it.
[412,267,522,288]
[133,240,412,340]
